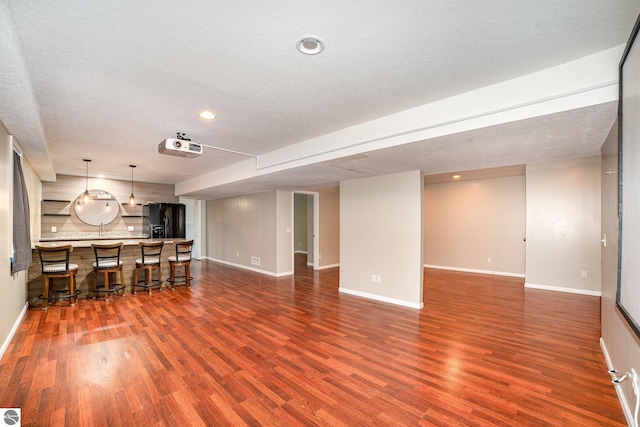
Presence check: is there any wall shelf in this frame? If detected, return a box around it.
[42,213,71,217]
[42,199,71,203]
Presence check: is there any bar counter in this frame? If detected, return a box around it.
[28,238,176,308]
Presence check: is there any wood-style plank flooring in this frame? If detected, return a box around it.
[0,255,625,426]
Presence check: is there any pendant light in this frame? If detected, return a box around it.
[128,165,136,206]
[82,159,92,204]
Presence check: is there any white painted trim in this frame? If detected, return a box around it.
[204,257,293,277]
[338,287,424,309]
[600,338,635,427]
[424,264,525,278]
[294,250,308,254]
[317,263,339,270]
[524,282,601,296]
[291,191,320,271]
[176,46,622,197]
[0,302,28,361]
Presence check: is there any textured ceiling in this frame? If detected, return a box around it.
[0,0,638,198]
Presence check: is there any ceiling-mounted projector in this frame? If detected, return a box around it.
[158,138,203,158]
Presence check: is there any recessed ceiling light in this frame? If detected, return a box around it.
[296,36,325,55]
[199,111,216,120]
[452,175,461,180]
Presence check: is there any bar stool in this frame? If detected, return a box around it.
[132,241,164,296]
[35,245,80,310]
[168,240,194,290]
[91,242,125,301]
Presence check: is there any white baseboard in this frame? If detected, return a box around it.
[524,282,601,296]
[317,263,339,270]
[204,257,293,277]
[600,337,636,427]
[338,287,423,309]
[0,301,28,361]
[424,264,525,278]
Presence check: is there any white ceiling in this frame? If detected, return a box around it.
[1,1,638,198]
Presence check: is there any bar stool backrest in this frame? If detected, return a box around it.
[139,241,164,264]
[174,240,194,263]
[35,245,74,274]
[92,242,123,269]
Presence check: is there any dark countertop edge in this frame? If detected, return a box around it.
[39,236,150,242]
[34,238,175,248]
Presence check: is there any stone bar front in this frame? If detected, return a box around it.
[28,239,175,308]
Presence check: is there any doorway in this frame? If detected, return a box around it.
[293,192,319,271]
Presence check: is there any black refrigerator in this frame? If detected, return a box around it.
[143,203,186,238]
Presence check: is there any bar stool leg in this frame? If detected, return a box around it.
[42,277,50,310]
[132,267,139,294]
[70,272,77,306]
[104,271,110,302]
[146,267,152,296]
[186,263,191,288]
[119,268,125,297]
[92,271,98,300]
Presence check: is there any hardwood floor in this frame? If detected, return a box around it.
[0,256,626,426]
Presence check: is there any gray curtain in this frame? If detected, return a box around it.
[12,150,31,273]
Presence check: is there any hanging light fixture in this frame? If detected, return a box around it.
[82,159,92,204]
[104,201,111,212]
[128,165,136,206]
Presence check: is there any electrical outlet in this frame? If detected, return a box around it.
[51,226,57,233]
[487,257,492,263]
[250,256,260,266]
[581,271,588,279]
[376,275,382,283]
[127,226,134,231]
[371,274,376,282]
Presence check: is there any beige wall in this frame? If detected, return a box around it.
[424,176,526,276]
[525,156,602,293]
[206,188,337,275]
[0,123,33,358]
[340,170,423,308]
[601,121,640,416]
[206,191,293,275]
[276,190,293,274]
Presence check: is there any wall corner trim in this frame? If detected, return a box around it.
[524,282,601,296]
[204,257,293,277]
[424,264,525,278]
[338,287,423,309]
[0,301,28,361]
